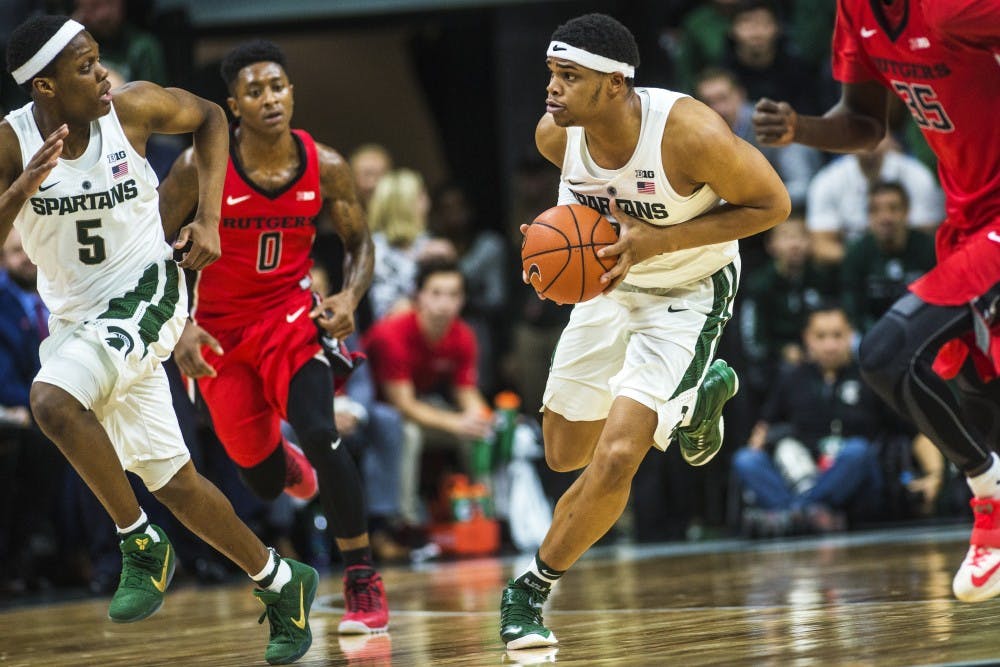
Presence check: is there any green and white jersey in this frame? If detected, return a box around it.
[6,101,173,324]
[558,87,738,290]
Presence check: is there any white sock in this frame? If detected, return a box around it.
[116,510,160,542]
[251,550,292,592]
[117,509,147,535]
[967,453,1000,499]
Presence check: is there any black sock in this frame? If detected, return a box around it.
[342,546,373,570]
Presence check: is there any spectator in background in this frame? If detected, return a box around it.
[733,303,887,535]
[72,0,167,84]
[363,257,491,525]
[0,228,60,593]
[665,0,743,93]
[842,182,937,334]
[695,67,820,210]
[723,0,819,115]
[806,135,944,265]
[0,228,44,424]
[739,214,838,405]
[429,182,508,394]
[367,168,444,320]
[350,143,394,213]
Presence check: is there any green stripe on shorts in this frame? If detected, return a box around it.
[137,262,180,351]
[669,262,738,400]
[99,262,160,320]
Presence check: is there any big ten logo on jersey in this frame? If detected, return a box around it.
[106,150,127,163]
[634,169,654,179]
[569,190,669,223]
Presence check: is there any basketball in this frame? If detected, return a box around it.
[521,204,618,304]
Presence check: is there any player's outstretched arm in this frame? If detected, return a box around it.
[753,80,889,152]
[0,122,68,243]
[309,144,374,341]
[158,147,199,241]
[115,82,227,270]
[598,98,790,290]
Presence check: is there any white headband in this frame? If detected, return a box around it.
[11,20,85,84]
[547,41,635,79]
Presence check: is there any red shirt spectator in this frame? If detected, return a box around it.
[364,309,478,397]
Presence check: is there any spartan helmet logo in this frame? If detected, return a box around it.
[104,325,135,357]
[135,537,150,551]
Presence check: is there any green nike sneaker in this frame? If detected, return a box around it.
[108,524,175,623]
[675,359,739,467]
[254,559,319,665]
[500,580,557,650]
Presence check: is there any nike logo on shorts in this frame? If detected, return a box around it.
[286,306,306,323]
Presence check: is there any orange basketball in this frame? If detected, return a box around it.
[521,204,618,304]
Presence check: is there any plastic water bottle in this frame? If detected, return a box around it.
[470,407,495,483]
[493,391,521,468]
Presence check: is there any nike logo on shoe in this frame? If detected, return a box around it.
[971,559,1000,587]
[286,306,306,323]
[151,545,171,592]
[291,582,307,629]
[226,194,252,205]
[503,625,523,636]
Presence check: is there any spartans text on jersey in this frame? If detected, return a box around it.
[30,179,138,215]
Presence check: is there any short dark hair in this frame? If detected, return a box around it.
[869,180,910,209]
[694,66,743,94]
[550,13,640,74]
[7,15,74,93]
[220,40,287,91]
[805,299,848,327]
[415,256,463,292]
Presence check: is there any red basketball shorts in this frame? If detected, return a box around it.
[909,217,1000,381]
[196,290,324,467]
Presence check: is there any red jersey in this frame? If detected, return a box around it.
[832,0,1000,243]
[362,310,478,396]
[192,128,322,329]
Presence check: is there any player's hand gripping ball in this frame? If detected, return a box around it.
[521,204,618,304]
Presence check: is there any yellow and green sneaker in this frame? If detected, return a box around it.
[676,359,739,467]
[254,559,319,665]
[108,524,175,623]
[500,579,557,650]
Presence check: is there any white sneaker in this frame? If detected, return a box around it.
[953,498,1000,602]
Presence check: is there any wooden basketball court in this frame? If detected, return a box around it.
[4,524,1000,666]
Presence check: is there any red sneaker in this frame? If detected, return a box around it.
[954,498,1000,602]
[339,565,389,633]
[283,439,318,501]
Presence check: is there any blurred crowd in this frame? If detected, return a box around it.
[0,0,970,599]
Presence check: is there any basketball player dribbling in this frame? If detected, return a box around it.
[753,0,1000,602]
[158,40,388,633]
[1,16,316,665]
[499,13,790,649]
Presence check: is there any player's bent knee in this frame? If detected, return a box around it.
[858,315,909,393]
[588,439,643,490]
[544,444,589,473]
[29,382,78,434]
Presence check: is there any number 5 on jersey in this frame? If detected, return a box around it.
[76,218,107,265]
